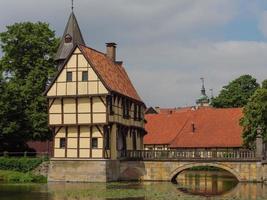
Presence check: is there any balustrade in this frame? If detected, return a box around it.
[119,149,259,161]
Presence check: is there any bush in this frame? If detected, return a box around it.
[0,170,47,183]
[0,157,44,172]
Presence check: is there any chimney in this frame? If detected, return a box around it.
[191,122,196,132]
[106,42,117,62]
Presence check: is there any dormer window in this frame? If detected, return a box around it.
[65,34,72,43]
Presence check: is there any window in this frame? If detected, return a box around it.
[92,138,98,149]
[108,96,114,115]
[138,105,142,121]
[123,98,130,118]
[66,72,72,82]
[59,138,66,148]
[134,104,137,120]
[82,71,88,81]
[104,126,110,150]
[132,132,137,150]
[65,34,72,43]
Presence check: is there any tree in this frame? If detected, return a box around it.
[240,86,267,148]
[211,75,259,108]
[0,22,59,150]
[262,79,267,89]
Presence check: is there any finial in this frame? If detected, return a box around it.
[200,77,206,95]
[71,0,74,11]
[200,77,204,88]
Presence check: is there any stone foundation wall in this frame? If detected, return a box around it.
[48,159,266,183]
[32,161,50,177]
[48,159,120,182]
[263,162,267,182]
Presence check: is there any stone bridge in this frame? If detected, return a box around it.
[118,150,267,182]
[119,160,265,182]
[48,149,267,182]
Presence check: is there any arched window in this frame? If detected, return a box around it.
[65,34,72,43]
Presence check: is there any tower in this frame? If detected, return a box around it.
[55,11,85,68]
[196,78,210,107]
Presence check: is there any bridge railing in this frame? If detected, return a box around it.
[119,149,259,161]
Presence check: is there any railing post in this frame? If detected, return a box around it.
[256,127,263,159]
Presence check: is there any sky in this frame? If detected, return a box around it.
[1,0,267,107]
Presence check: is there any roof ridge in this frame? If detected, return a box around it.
[78,44,106,56]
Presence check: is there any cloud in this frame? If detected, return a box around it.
[0,0,266,107]
[259,11,267,37]
[125,40,267,107]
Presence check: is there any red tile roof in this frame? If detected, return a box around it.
[144,107,243,148]
[158,107,192,114]
[79,45,142,102]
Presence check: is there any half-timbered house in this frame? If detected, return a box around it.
[44,11,146,163]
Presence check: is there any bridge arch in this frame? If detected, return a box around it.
[170,162,241,183]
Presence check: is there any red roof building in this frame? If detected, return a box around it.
[144,107,243,149]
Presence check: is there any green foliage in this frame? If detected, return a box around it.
[0,170,46,183]
[211,75,259,108]
[240,87,267,147]
[0,22,59,150]
[262,79,267,89]
[0,157,43,172]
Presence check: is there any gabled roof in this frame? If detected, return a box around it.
[144,107,243,148]
[55,12,85,61]
[45,44,143,103]
[145,107,158,114]
[79,45,142,102]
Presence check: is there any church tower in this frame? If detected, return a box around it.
[196,78,210,107]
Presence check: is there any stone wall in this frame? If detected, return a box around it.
[48,159,266,183]
[263,161,267,182]
[48,159,120,182]
[32,161,50,177]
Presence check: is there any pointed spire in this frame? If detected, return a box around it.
[55,11,85,64]
[200,77,206,96]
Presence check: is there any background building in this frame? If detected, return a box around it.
[144,107,243,150]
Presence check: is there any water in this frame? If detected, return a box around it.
[0,170,267,200]
[176,170,239,196]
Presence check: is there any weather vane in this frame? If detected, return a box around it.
[71,0,74,11]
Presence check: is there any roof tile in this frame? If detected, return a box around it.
[144,107,243,148]
[79,45,142,102]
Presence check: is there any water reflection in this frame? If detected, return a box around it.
[176,169,238,196]
[0,181,267,200]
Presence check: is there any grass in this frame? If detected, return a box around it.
[0,170,47,183]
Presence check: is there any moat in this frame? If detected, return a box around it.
[1,169,267,200]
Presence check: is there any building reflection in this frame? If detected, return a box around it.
[176,170,238,196]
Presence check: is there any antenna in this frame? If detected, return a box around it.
[71,0,74,11]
